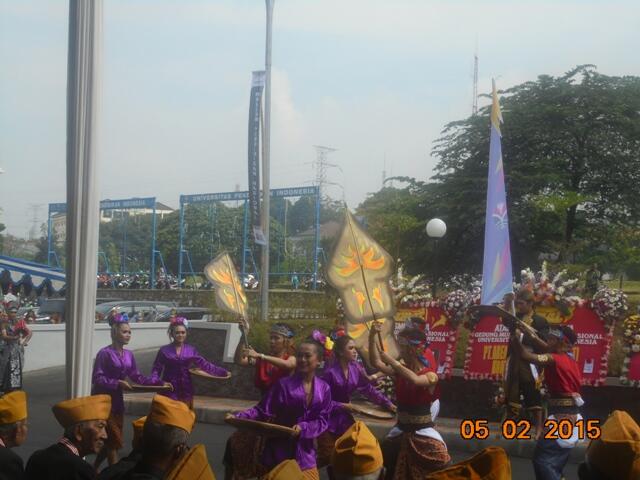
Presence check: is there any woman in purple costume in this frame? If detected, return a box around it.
[226,339,332,479]
[317,335,396,466]
[151,317,230,408]
[92,313,167,470]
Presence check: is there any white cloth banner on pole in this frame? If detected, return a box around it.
[65,0,103,398]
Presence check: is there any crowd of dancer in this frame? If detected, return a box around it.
[0,292,639,479]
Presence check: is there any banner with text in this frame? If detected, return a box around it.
[463,315,510,380]
[425,306,459,379]
[393,308,426,336]
[248,71,265,245]
[565,306,614,386]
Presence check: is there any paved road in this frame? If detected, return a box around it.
[16,349,580,479]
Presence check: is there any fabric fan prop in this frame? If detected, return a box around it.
[327,211,396,351]
[204,252,249,332]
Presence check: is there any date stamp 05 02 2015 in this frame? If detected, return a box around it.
[459,419,602,441]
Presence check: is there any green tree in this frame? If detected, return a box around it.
[356,66,640,277]
[357,183,425,262]
[430,65,640,271]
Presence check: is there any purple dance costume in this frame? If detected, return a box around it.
[322,360,393,436]
[92,345,161,414]
[151,343,229,404]
[235,373,332,471]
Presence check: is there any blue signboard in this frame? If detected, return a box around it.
[180,186,318,205]
[49,197,155,213]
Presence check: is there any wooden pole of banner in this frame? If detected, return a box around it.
[345,213,385,352]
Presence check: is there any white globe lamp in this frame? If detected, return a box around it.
[426,218,447,239]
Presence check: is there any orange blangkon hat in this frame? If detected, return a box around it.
[147,395,195,433]
[332,421,383,475]
[425,447,511,480]
[132,415,147,446]
[0,391,27,425]
[585,410,640,480]
[166,444,216,480]
[52,394,111,428]
[263,460,304,480]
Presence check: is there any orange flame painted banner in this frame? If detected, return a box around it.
[204,252,249,326]
[327,211,396,324]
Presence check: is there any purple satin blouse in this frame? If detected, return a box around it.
[151,343,229,403]
[322,360,393,435]
[91,345,160,414]
[235,373,332,471]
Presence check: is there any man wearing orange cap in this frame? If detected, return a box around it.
[98,416,146,480]
[0,390,28,480]
[329,421,384,480]
[24,394,111,480]
[424,447,512,480]
[578,410,640,480]
[118,394,196,479]
[263,459,305,480]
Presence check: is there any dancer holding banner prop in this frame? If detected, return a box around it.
[234,322,296,396]
[369,323,450,479]
[510,324,583,480]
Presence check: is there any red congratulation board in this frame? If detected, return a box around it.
[463,315,509,380]
[463,306,613,385]
[627,353,640,385]
[424,306,459,379]
[565,306,614,386]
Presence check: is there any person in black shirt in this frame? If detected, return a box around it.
[24,394,111,480]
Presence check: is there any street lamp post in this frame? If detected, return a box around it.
[426,218,446,299]
[260,0,274,322]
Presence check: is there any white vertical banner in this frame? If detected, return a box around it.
[65,0,103,397]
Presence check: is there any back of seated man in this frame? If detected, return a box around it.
[98,416,146,480]
[578,410,640,480]
[0,391,29,480]
[330,421,384,480]
[119,395,195,480]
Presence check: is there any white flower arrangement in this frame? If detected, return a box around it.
[592,287,629,324]
[392,274,433,308]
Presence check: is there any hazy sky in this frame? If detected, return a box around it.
[1,0,639,237]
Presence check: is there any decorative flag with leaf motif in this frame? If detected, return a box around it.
[481,80,514,305]
[327,211,396,324]
[204,252,249,327]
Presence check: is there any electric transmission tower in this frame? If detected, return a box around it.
[472,43,479,116]
[28,204,43,240]
[312,145,338,202]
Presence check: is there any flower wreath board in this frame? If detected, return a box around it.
[620,315,640,387]
[563,306,614,387]
[394,306,459,379]
[463,314,509,381]
[463,305,614,386]
[424,305,459,379]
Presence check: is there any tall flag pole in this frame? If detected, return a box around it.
[481,80,514,305]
